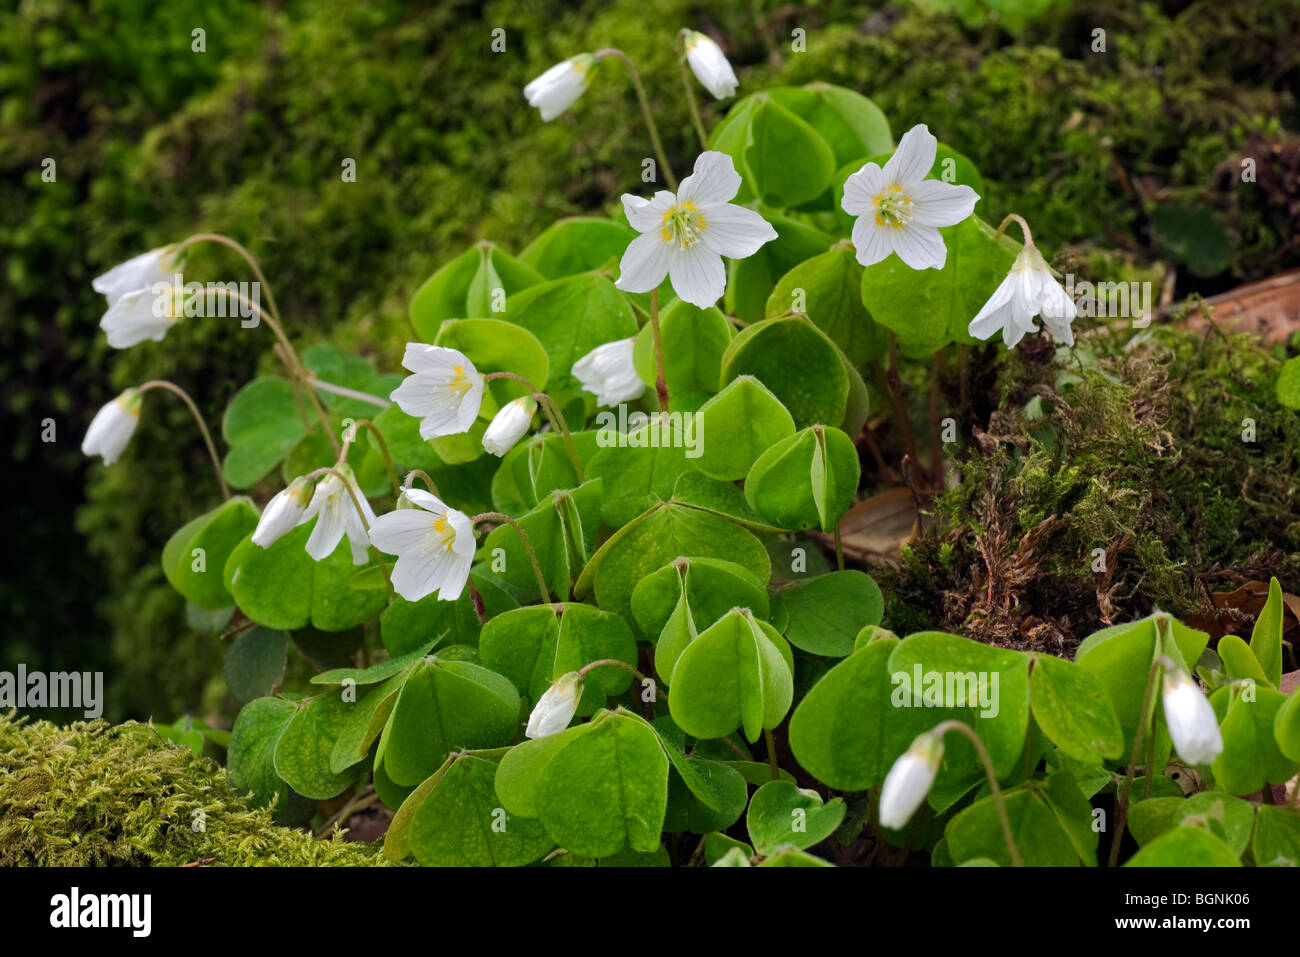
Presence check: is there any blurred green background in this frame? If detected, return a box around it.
[3,0,1297,723]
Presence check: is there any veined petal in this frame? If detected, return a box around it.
[850,217,894,268]
[677,151,742,206]
[890,223,949,271]
[967,277,1017,341]
[369,507,441,557]
[908,180,979,227]
[304,501,347,561]
[400,343,474,378]
[622,191,676,232]
[667,245,727,308]
[401,487,449,513]
[841,162,884,217]
[697,202,777,259]
[882,124,938,189]
[615,231,674,294]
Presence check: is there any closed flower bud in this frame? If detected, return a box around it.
[524,55,595,121]
[878,731,944,829]
[482,396,535,456]
[92,246,178,307]
[1162,669,1223,766]
[526,671,584,739]
[572,337,645,407]
[252,476,314,549]
[81,388,142,465]
[684,31,738,100]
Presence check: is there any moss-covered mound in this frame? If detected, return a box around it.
[887,317,1300,654]
[0,712,385,866]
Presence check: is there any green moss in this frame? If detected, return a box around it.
[0,712,388,866]
[890,322,1300,653]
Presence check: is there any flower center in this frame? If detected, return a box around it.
[449,364,472,397]
[873,185,914,229]
[660,201,707,250]
[432,515,456,552]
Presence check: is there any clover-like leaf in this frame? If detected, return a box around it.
[668,608,794,742]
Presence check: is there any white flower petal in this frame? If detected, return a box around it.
[93,247,176,306]
[908,179,979,227]
[573,338,645,406]
[677,151,742,206]
[841,162,884,217]
[889,223,949,270]
[882,124,938,189]
[850,217,894,268]
[621,191,676,232]
[667,246,726,308]
[698,202,777,259]
[100,286,178,349]
[615,231,674,294]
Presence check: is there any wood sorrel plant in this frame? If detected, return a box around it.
[80,29,1299,867]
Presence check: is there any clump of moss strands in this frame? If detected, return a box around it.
[887,315,1300,655]
[0,713,390,866]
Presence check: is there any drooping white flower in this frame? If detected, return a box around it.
[1162,670,1223,766]
[482,396,536,457]
[251,477,314,549]
[968,244,1078,348]
[368,488,475,603]
[615,151,777,309]
[526,671,584,739]
[841,124,979,271]
[878,731,944,829]
[389,344,484,440]
[684,31,738,99]
[572,337,645,407]
[81,388,142,465]
[524,54,596,121]
[100,282,183,349]
[92,246,178,307]
[299,466,376,566]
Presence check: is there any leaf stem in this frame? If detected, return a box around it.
[1108,656,1165,867]
[650,288,670,410]
[675,29,709,149]
[471,510,551,603]
[483,371,584,481]
[138,380,229,499]
[594,48,677,190]
[763,727,781,781]
[347,419,401,497]
[931,719,1023,866]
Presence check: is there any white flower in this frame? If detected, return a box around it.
[251,477,314,549]
[524,54,595,121]
[100,282,183,349]
[482,397,536,457]
[615,151,777,308]
[389,344,484,440]
[684,31,738,99]
[526,671,584,739]
[299,466,376,566]
[572,338,645,406]
[841,124,979,271]
[92,246,178,307]
[878,731,944,829]
[81,388,142,465]
[368,488,475,603]
[968,244,1077,348]
[1162,670,1223,766]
